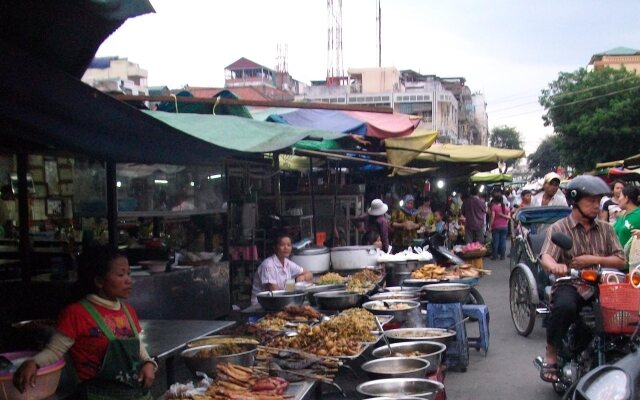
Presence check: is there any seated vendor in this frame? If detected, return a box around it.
[250,233,313,304]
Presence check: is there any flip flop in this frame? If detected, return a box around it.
[539,362,559,383]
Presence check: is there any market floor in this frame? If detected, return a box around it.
[445,245,561,400]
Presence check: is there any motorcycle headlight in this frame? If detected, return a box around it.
[582,368,630,400]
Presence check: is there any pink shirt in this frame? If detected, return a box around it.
[250,255,304,304]
[490,203,510,230]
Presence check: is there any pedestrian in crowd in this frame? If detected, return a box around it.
[461,186,487,244]
[391,194,421,250]
[519,189,532,208]
[532,172,568,206]
[365,198,391,252]
[416,196,433,228]
[600,180,625,224]
[363,230,383,249]
[489,194,511,260]
[613,186,640,270]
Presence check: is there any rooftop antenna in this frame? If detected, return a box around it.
[326,0,344,86]
[276,43,288,73]
[376,0,381,67]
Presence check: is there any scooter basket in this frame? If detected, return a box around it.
[599,283,640,334]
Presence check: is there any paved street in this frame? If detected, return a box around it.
[446,245,561,399]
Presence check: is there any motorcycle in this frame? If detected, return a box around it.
[534,233,634,397]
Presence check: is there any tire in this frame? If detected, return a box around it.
[509,242,521,270]
[466,286,485,305]
[510,268,536,336]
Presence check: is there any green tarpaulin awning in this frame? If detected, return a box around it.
[470,172,513,183]
[144,111,347,153]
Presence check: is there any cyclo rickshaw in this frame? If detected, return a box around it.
[508,206,572,336]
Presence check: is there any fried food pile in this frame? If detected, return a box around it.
[268,308,376,357]
[166,363,289,400]
[411,263,487,280]
[315,272,345,285]
[267,305,321,321]
[346,269,381,294]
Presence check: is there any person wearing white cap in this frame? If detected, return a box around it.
[532,172,567,207]
[366,199,391,252]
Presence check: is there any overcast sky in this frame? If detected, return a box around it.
[96,0,640,154]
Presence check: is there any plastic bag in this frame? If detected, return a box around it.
[625,236,640,268]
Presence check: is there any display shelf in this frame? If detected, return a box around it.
[118,209,226,218]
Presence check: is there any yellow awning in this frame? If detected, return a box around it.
[414,144,525,163]
[385,130,438,167]
[595,160,624,169]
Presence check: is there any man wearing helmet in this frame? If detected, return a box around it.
[538,175,625,383]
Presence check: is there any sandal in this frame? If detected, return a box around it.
[539,362,559,383]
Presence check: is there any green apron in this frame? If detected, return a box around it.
[77,300,152,400]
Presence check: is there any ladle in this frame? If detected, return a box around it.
[374,316,393,355]
[447,316,470,331]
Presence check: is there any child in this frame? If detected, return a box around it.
[363,230,383,249]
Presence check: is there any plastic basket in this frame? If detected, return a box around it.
[599,283,640,334]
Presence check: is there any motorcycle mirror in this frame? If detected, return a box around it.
[551,232,573,251]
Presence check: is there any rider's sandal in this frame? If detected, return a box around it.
[539,362,559,383]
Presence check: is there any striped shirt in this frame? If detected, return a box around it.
[540,213,625,297]
[541,213,624,266]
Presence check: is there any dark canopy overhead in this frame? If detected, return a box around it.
[0,40,239,165]
[0,0,154,78]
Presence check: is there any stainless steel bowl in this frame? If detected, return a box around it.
[362,300,421,323]
[420,283,471,303]
[369,291,420,301]
[313,290,362,310]
[371,341,446,373]
[363,397,425,400]
[256,290,306,311]
[384,328,456,344]
[180,344,256,377]
[361,357,430,379]
[356,378,444,400]
[384,286,421,293]
[304,284,346,306]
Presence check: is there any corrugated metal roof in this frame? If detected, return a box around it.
[225,57,272,71]
[593,47,640,56]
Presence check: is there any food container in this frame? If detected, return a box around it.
[384,328,456,344]
[313,290,362,310]
[330,246,379,270]
[180,344,256,377]
[364,397,425,400]
[186,335,259,348]
[362,300,421,323]
[369,291,420,302]
[420,283,471,303]
[304,284,346,306]
[0,351,65,400]
[384,286,421,293]
[139,260,166,273]
[290,246,330,274]
[256,290,306,311]
[371,341,446,373]
[361,357,430,379]
[356,378,444,400]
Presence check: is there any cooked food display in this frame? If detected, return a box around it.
[268,308,377,356]
[410,264,447,280]
[267,305,322,321]
[315,272,345,285]
[410,263,488,280]
[367,301,413,311]
[392,330,450,339]
[254,317,290,332]
[194,344,253,358]
[346,269,381,294]
[188,337,259,348]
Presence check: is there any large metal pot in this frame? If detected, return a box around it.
[384,328,456,344]
[256,290,306,311]
[361,357,430,379]
[420,283,471,303]
[371,341,446,373]
[369,291,419,302]
[181,344,256,377]
[314,290,362,310]
[330,246,379,270]
[304,283,345,306]
[356,378,444,400]
[290,246,330,274]
[363,300,421,323]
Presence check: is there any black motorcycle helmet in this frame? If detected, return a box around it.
[566,175,611,202]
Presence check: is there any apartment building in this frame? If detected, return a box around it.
[588,47,640,75]
[82,56,148,95]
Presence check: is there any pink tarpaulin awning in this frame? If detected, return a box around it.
[344,110,420,139]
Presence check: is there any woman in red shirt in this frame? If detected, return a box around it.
[489,196,511,260]
[13,244,156,399]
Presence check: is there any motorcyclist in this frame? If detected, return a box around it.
[538,175,625,383]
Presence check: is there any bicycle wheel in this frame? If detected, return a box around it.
[509,267,536,336]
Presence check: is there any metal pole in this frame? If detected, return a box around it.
[378,0,382,68]
[106,161,118,247]
[17,152,31,282]
[308,158,316,240]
